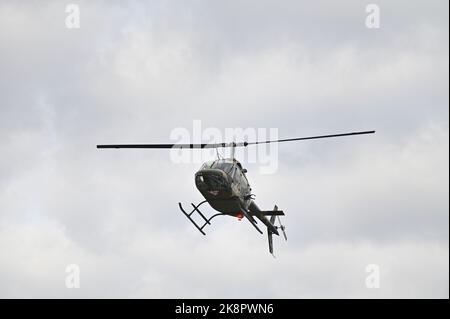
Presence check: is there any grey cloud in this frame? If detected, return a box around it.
[0,0,448,298]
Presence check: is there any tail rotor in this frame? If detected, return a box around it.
[267,205,287,256]
[277,215,287,241]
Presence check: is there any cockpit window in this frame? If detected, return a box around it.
[211,161,234,174]
[200,161,214,170]
[199,160,235,174]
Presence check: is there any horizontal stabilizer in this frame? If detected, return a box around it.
[260,210,284,216]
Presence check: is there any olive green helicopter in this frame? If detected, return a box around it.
[97,130,375,256]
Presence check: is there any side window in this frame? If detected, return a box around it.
[234,167,242,184]
[234,168,249,189]
[240,171,249,188]
[230,166,237,179]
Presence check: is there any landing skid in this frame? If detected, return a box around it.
[178,200,225,235]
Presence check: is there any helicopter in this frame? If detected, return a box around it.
[97,130,375,256]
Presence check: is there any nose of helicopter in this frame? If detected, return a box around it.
[195,169,231,197]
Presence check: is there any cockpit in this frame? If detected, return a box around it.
[195,159,250,198]
[195,159,237,198]
[199,159,234,174]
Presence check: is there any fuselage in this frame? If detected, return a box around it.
[195,158,250,215]
[194,158,277,234]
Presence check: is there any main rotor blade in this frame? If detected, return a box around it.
[237,130,375,147]
[97,130,375,149]
[96,143,228,149]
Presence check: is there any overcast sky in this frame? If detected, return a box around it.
[0,0,448,298]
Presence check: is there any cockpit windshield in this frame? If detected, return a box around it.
[200,160,234,174]
[211,161,234,173]
[200,161,214,170]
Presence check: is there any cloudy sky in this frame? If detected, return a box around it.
[0,0,448,298]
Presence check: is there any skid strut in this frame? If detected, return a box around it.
[179,201,225,235]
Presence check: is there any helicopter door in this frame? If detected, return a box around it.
[234,167,249,196]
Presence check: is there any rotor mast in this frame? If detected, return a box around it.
[230,141,236,160]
